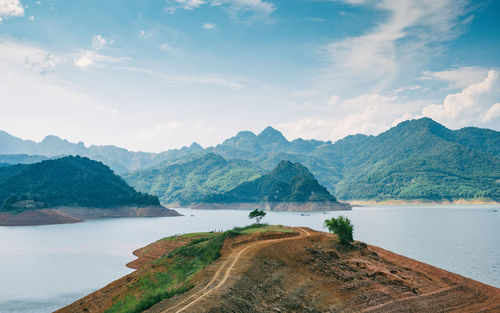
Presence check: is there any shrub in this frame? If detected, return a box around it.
[324,216,354,245]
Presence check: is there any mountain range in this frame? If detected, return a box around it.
[1,118,499,202]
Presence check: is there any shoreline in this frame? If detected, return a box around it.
[347,199,499,206]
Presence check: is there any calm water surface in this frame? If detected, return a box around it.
[0,205,499,312]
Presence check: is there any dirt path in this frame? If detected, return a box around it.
[161,227,311,313]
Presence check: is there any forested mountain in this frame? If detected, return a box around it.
[1,118,499,202]
[122,153,263,205]
[0,156,160,211]
[314,118,500,200]
[204,160,336,203]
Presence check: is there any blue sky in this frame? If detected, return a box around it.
[1,0,499,152]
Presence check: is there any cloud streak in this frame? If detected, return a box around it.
[166,0,275,22]
[116,66,247,90]
[324,0,470,93]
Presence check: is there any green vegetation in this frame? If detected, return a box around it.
[328,118,500,201]
[324,216,354,245]
[248,209,266,224]
[0,156,160,211]
[122,153,263,205]
[237,224,294,234]
[2,118,499,202]
[105,224,294,313]
[0,154,47,165]
[204,160,337,203]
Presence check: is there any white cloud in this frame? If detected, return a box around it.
[327,95,340,106]
[173,0,205,10]
[420,66,490,89]
[421,70,500,127]
[202,22,216,30]
[133,118,214,150]
[160,43,176,53]
[325,0,470,93]
[393,85,421,94]
[28,15,34,20]
[0,41,119,144]
[74,51,129,69]
[483,103,500,122]
[279,93,423,141]
[281,66,500,142]
[74,52,94,69]
[73,36,126,69]
[116,65,247,90]
[166,0,275,22]
[92,35,106,50]
[0,0,24,18]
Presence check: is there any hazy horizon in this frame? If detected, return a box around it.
[2,116,495,153]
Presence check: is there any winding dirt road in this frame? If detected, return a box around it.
[161,227,311,313]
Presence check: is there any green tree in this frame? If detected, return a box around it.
[248,209,266,224]
[324,216,354,245]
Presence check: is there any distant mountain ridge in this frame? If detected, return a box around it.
[1,118,499,202]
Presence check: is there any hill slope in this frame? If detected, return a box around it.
[0,156,180,225]
[318,118,500,201]
[0,156,160,210]
[122,153,264,205]
[58,227,500,313]
[205,160,335,203]
[196,160,350,211]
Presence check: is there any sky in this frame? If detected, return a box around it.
[0,0,499,152]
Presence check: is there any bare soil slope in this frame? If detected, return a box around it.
[59,228,500,313]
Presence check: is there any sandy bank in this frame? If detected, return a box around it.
[348,198,499,206]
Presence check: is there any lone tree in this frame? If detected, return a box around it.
[249,209,266,224]
[324,216,354,245]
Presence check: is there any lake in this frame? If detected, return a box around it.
[0,204,499,313]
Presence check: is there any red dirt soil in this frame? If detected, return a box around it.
[58,228,500,313]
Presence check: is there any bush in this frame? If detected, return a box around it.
[324,216,354,245]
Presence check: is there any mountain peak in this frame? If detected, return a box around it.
[235,130,256,139]
[41,135,64,144]
[270,160,314,182]
[189,142,203,150]
[257,126,288,143]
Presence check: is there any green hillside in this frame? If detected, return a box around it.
[2,118,499,202]
[205,160,336,203]
[122,153,263,205]
[0,156,160,211]
[325,118,500,201]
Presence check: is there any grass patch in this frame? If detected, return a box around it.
[105,224,296,313]
[236,224,295,234]
[180,232,214,238]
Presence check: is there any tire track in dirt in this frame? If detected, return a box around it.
[162,227,311,313]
